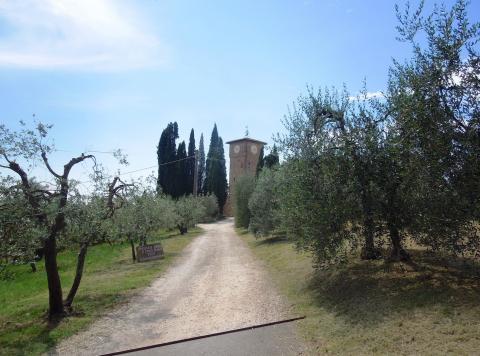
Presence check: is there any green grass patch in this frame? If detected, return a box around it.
[239,229,480,355]
[0,227,202,356]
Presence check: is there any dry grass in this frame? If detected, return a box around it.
[239,229,480,355]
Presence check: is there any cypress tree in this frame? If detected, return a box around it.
[204,124,219,195]
[256,145,264,176]
[186,129,196,195]
[198,133,206,195]
[264,145,279,169]
[216,137,228,213]
[205,124,228,214]
[157,122,178,195]
[175,141,188,198]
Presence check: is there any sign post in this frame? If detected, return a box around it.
[136,243,164,262]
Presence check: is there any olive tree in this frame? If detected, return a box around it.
[0,176,43,272]
[197,194,219,223]
[113,184,176,261]
[388,0,480,255]
[173,195,206,234]
[0,121,126,318]
[62,176,131,308]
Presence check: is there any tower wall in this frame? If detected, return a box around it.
[224,138,265,217]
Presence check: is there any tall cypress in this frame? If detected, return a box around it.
[204,124,219,195]
[205,124,228,214]
[157,122,178,195]
[186,129,196,195]
[216,137,228,212]
[198,133,206,195]
[175,141,188,198]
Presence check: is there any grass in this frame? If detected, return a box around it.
[238,229,480,355]
[0,227,202,356]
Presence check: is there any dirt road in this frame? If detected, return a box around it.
[52,218,305,355]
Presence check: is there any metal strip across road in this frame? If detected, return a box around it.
[101,316,306,356]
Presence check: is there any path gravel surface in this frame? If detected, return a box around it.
[52,218,306,355]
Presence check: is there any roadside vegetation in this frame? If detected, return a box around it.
[0,119,223,353]
[234,1,480,353]
[240,229,480,355]
[0,227,201,355]
[235,0,480,267]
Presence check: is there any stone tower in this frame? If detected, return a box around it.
[224,137,266,216]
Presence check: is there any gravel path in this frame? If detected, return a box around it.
[52,218,304,355]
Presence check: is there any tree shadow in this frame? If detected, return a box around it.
[253,235,290,246]
[305,250,480,326]
[1,313,63,355]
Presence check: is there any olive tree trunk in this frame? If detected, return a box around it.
[64,242,89,308]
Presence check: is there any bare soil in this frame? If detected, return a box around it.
[51,218,302,355]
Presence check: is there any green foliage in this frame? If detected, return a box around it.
[157,122,179,196]
[256,145,279,176]
[267,0,480,264]
[276,87,369,262]
[197,133,206,194]
[0,177,45,265]
[175,141,189,197]
[386,0,480,255]
[234,175,256,228]
[197,194,219,222]
[248,168,281,236]
[157,123,197,198]
[173,195,206,234]
[186,129,196,195]
[113,189,176,246]
[204,124,228,213]
[263,145,279,169]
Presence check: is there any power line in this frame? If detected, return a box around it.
[2,152,226,186]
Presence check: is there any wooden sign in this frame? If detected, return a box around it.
[136,243,164,262]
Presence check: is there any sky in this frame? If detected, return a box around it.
[0,0,478,190]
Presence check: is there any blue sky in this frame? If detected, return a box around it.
[0,0,478,188]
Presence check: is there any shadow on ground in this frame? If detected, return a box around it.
[305,250,480,326]
[253,235,290,247]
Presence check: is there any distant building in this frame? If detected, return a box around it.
[224,137,266,216]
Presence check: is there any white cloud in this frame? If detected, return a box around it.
[0,0,167,70]
[349,91,384,101]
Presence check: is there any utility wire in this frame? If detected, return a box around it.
[3,152,226,186]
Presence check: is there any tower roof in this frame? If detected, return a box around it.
[225,137,267,145]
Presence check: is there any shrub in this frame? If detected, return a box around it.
[248,168,281,237]
[234,175,256,228]
[198,194,219,222]
[173,196,206,234]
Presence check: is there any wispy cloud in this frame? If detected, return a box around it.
[349,91,384,101]
[0,0,167,70]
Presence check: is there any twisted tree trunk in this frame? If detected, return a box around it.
[44,236,64,317]
[64,242,89,308]
[130,238,136,261]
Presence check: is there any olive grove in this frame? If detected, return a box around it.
[0,122,216,319]
[241,0,479,265]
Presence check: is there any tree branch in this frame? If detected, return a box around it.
[63,154,95,179]
[41,151,61,179]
